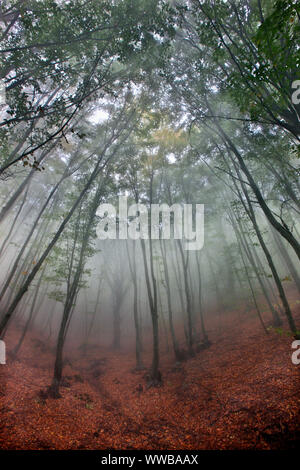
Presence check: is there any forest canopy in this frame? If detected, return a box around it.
[0,0,299,452]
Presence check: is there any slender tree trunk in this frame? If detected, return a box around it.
[230,214,268,334]
[232,207,282,326]
[0,147,50,224]
[209,110,300,260]
[220,153,283,327]
[177,240,194,356]
[80,276,102,353]
[160,239,182,361]
[0,183,29,258]
[271,226,300,295]
[195,251,209,343]
[12,265,46,356]
[171,241,185,314]
[49,303,71,398]
[140,238,161,385]
[126,241,144,369]
[235,167,298,336]
[112,301,121,350]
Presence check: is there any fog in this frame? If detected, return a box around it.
[0,0,299,452]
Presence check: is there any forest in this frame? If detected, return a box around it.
[0,0,299,452]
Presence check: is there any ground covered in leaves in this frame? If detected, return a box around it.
[0,295,299,450]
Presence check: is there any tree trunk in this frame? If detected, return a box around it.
[177,240,194,357]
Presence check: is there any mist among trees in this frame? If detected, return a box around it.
[0,0,299,451]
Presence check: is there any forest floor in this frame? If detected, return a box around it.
[0,292,299,450]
